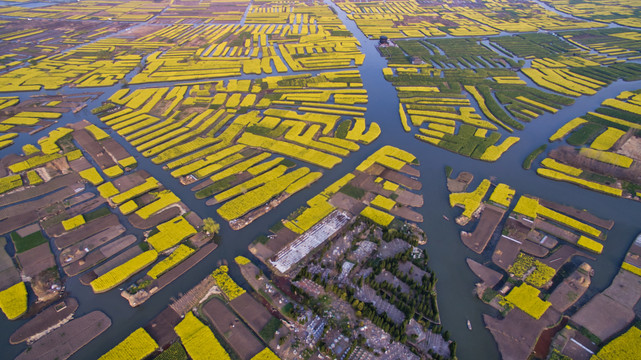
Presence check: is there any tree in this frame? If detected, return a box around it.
[203,218,220,235]
[449,341,457,358]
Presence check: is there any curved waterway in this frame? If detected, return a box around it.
[2,2,641,359]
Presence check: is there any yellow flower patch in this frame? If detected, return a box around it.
[356,145,416,172]
[540,158,583,176]
[22,144,39,155]
[488,183,515,208]
[62,214,85,231]
[111,177,158,204]
[119,200,138,215]
[98,182,119,199]
[26,170,42,185]
[174,312,230,360]
[480,137,520,162]
[103,165,124,178]
[217,168,311,221]
[579,148,633,168]
[512,196,540,219]
[147,244,195,279]
[79,168,104,186]
[509,253,556,288]
[449,179,491,218]
[577,235,603,254]
[212,265,245,301]
[284,195,336,235]
[9,153,62,173]
[622,262,641,277]
[98,328,158,360]
[504,283,551,319]
[251,348,280,360]
[590,127,625,151]
[371,195,395,211]
[548,118,587,142]
[65,150,83,161]
[135,190,180,219]
[90,250,158,293]
[591,326,641,360]
[86,124,110,141]
[38,127,73,155]
[383,181,399,191]
[0,282,27,320]
[118,156,137,168]
[360,206,394,226]
[0,174,22,194]
[399,103,410,132]
[147,216,197,252]
[537,168,623,197]
[234,256,251,266]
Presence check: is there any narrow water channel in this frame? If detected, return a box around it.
[1,2,641,359]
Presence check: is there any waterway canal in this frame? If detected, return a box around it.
[1,3,641,359]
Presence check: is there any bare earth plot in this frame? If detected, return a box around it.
[484,307,561,360]
[54,214,120,249]
[229,292,274,336]
[467,258,503,288]
[15,311,110,360]
[10,297,79,344]
[462,203,506,254]
[0,237,21,290]
[16,243,55,278]
[144,307,181,348]
[571,270,641,341]
[59,225,127,266]
[63,234,135,276]
[203,297,264,360]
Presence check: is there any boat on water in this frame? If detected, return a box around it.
[467,320,472,330]
[443,215,449,221]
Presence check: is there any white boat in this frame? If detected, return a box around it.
[467,320,472,330]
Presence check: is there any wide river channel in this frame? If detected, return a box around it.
[1,2,641,359]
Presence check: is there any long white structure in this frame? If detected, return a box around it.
[270,210,351,273]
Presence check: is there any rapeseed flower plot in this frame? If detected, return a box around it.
[504,283,551,319]
[98,328,158,360]
[174,312,230,360]
[212,265,245,301]
[0,282,27,320]
[147,245,195,279]
[591,326,641,360]
[91,250,158,293]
